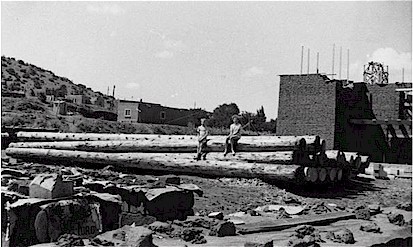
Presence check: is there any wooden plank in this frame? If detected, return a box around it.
[350,119,412,126]
[238,211,356,234]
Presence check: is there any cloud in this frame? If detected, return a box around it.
[86,4,125,15]
[369,48,412,71]
[243,66,266,77]
[164,39,187,52]
[149,29,187,59]
[349,48,412,82]
[155,50,174,59]
[125,82,140,89]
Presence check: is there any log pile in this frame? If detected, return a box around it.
[5,132,370,185]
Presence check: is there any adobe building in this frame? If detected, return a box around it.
[117,99,209,126]
[277,73,412,163]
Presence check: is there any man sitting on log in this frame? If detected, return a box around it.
[224,115,242,156]
[195,118,209,160]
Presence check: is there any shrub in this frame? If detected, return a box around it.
[6,68,16,75]
[8,82,22,91]
[38,92,46,103]
[34,80,42,89]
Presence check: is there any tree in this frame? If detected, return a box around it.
[38,92,46,103]
[253,106,266,130]
[209,103,240,128]
[55,85,67,97]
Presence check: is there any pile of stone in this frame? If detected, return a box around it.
[1,162,202,247]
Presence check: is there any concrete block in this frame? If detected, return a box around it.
[29,174,73,199]
[96,225,157,247]
[34,199,102,242]
[208,211,224,220]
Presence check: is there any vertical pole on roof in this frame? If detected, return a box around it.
[401,68,404,83]
[347,49,350,82]
[332,44,335,79]
[300,46,304,75]
[339,46,342,79]
[307,48,310,75]
[316,52,319,74]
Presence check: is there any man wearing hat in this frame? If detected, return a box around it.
[224,115,242,156]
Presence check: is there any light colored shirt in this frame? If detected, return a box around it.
[229,123,242,138]
[197,125,208,142]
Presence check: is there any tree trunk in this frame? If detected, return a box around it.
[5,148,301,182]
[15,132,321,151]
[10,136,321,153]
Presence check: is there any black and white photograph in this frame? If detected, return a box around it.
[1,1,412,246]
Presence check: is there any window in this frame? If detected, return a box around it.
[125,109,131,117]
[160,111,166,120]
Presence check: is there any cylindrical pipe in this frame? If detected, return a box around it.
[316,52,319,74]
[307,48,310,75]
[332,44,335,79]
[402,68,405,83]
[339,47,342,79]
[347,49,350,81]
[301,46,304,75]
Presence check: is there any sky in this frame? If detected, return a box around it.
[1,1,412,119]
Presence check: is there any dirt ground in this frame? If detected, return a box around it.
[4,159,411,216]
[2,158,412,247]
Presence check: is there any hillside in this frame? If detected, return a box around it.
[0,56,194,134]
[1,56,115,112]
[1,56,266,135]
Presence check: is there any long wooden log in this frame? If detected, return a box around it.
[9,136,320,153]
[5,148,301,182]
[15,132,320,148]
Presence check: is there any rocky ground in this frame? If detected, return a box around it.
[2,154,412,247]
[4,158,411,217]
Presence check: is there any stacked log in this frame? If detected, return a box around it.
[5,132,370,185]
[5,148,300,182]
[12,133,321,152]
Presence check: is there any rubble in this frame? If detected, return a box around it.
[387,212,406,226]
[288,236,320,247]
[34,199,102,242]
[326,228,355,244]
[95,225,157,247]
[396,202,412,211]
[180,228,207,244]
[287,225,323,247]
[354,205,370,220]
[209,221,236,237]
[56,234,85,247]
[245,240,274,247]
[360,222,381,233]
[255,204,304,215]
[208,211,224,220]
[9,179,31,195]
[148,221,174,234]
[29,173,74,199]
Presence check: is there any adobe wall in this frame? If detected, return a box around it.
[276,74,336,149]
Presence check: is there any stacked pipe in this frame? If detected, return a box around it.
[5,132,370,185]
